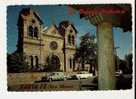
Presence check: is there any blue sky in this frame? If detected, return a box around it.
[7,5,132,59]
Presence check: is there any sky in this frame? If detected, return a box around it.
[7,5,132,59]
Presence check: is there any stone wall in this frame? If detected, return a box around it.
[8,72,47,86]
[8,72,81,91]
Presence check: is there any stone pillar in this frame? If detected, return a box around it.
[88,13,121,90]
[74,5,131,90]
[97,22,116,90]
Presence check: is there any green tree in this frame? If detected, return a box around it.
[118,59,128,74]
[75,33,97,73]
[125,53,133,74]
[7,52,29,73]
[118,53,132,74]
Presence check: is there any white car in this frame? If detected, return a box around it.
[47,72,66,81]
[76,71,93,79]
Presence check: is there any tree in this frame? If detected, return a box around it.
[7,52,29,73]
[125,53,133,74]
[118,60,128,74]
[118,53,133,74]
[75,33,97,73]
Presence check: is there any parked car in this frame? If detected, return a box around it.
[115,70,123,77]
[66,74,80,80]
[76,71,93,79]
[35,72,66,82]
[35,73,49,82]
[46,72,67,81]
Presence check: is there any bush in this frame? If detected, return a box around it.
[7,52,29,73]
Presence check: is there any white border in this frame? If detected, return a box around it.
[0,0,135,99]
[0,0,134,5]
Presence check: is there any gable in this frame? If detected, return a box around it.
[66,24,78,34]
[33,12,43,25]
[43,25,63,39]
[19,8,43,25]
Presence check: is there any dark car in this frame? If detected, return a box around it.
[92,74,132,89]
[67,75,80,80]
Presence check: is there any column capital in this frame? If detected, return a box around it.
[88,13,123,27]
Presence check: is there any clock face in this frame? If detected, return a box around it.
[50,41,58,50]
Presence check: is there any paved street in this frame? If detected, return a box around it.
[8,77,97,91]
[8,74,132,91]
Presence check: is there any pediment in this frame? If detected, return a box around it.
[44,25,63,38]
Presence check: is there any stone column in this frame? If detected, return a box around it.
[72,5,131,90]
[89,14,118,90]
[97,22,116,90]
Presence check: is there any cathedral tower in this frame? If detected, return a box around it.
[58,21,77,72]
[17,8,44,70]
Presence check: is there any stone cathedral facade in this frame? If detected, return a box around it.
[17,8,77,72]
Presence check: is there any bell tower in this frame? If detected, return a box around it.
[59,21,77,72]
[17,8,44,70]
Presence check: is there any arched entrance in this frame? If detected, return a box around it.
[46,55,60,72]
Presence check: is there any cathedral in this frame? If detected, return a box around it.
[17,8,77,72]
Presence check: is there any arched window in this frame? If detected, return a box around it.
[69,58,72,69]
[30,56,33,69]
[28,26,33,37]
[73,58,75,70]
[35,56,39,68]
[72,35,75,45]
[68,34,72,45]
[34,27,38,38]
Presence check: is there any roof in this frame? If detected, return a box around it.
[18,8,43,25]
[58,20,78,36]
